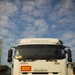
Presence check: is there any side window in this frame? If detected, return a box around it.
[15,50,19,56]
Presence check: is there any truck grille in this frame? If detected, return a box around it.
[32,72,48,75]
[21,72,59,75]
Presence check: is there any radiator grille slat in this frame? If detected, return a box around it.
[32,72,48,74]
[21,72,60,75]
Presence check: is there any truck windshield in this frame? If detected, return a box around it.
[15,45,65,60]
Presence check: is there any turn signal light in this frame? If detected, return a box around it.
[21,66,31,71]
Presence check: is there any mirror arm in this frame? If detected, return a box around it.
[10,46,16,49]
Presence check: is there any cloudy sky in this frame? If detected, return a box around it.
[0,0,75,65]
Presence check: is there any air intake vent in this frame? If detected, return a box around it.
[53,72,58,74]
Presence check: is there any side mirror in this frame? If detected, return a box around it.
[67,49,72,57]
[67,49,72,62]
[68,58,72,62]
[8,49,13,58]
[7,49,13,63]
[7,57,12,62]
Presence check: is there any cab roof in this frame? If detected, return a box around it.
[18,38,63,45]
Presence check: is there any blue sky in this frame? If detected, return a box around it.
[0,0,75,65]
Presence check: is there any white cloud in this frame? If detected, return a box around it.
[61,31,75,49]
[0,20,18,34]
[33,10,44,18]
[36,0,47,4]
[47,0,75,25]
[35,0,51,9]
[21,19,48,38]
[23,0,35,7]
[66,39,75,47]
[21,0,35,13]
[64,0,73,9]
[0,2,18,16]
[71,47,75,51]
[54,0,74,16]
[51,25,57,29]
[0,2,18,44]
[20,14,34,23]
[0,28,10,36]
[62,31,75,41]
[34,19,48,33]
[0,15,9,21]
[35,19,46,26]
[22,5,34,13]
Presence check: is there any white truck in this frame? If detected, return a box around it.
[7,38,74,75]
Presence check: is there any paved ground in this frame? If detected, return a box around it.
[0,65,11,75]
[0,71,11,75]
[0,70,11,75]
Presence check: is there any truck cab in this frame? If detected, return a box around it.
[7,38,72,75]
